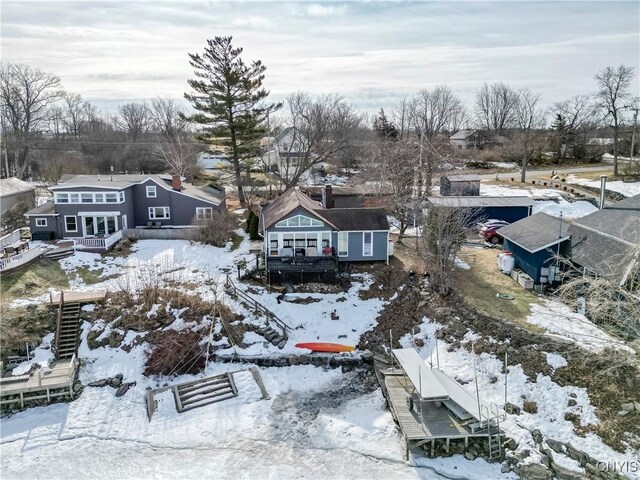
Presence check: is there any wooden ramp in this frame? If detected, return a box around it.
[50,290,107,305]
[174,372,238,412]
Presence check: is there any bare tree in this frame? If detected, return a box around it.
[116,102,151,141]
[594,65,635,176]
[411,86,466,138]
[361,132,416,237]
[392,96,411,140]
[154,134,201,181]
[474,82,519,134]
[551,95,598,160]
[513,89,546,182]
[420,204,477,295]
[0,63,64,178]
[276,92,364,188]
[63,92,86,138]
[150,97,187,140]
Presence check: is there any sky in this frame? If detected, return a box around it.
[2,1,639,116]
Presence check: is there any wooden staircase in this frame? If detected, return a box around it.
[258,325,287,349]
[54,295,82,360]
[174,372,238,412]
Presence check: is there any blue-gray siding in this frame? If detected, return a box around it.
[504,238,570,283]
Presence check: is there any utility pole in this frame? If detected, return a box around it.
[630,99,639,162]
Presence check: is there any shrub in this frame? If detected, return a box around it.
[245,210,256,233]
[249,213,260,240]
[192,211,237,247]
[144,330,205,376]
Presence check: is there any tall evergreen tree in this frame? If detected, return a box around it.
[373,108,399,139]
[183,37,280,206]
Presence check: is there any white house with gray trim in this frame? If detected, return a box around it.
[24,174,225,243]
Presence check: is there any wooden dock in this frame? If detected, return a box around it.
[50,290,107,305]
[0,357,78,408]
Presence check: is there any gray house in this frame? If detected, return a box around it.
[1,177,36,232]
[440,175,481,196]
[24,174,225,246]
[260,187,390,282]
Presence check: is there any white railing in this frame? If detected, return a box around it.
[0,230,22,249]
[74,230,123,250]
[0,247,43,272]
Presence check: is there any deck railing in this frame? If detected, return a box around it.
[0,247,43,272]
[266,255,338,272]
[74,230,123,250]
[0,229,21,249]
[225,274,290,340]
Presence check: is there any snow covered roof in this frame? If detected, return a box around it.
[499,212,570,253]
[443,174,481,182]
[24,201,57,216]
[392,349,489,421]
[0,177,36,197]
[449,130,478,141]
[426,196,534,208]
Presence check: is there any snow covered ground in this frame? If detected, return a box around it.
[399,317,639,479]
[526,300,635,354]
[566,174,640,198]
[481,183,597,219]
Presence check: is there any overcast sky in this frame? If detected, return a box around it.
[2,1,639,115]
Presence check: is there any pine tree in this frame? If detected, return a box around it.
[373,108,399,139]
[183,37,280,207]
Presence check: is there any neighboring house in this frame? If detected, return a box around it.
[24,174,225,245]
[302,184,390,209]
[197,151,230,170]
[263,127,316,180]
[424,196,533,224]
[1,177,36,231]
[499,212,571,285]
[259,187,390,282]
[568,194,640,286]
[449,130,508,150]
[440,175,481,196]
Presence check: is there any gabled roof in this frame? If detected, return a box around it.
[275,126,295,143]
[0,177,36,197]
[319,208,389,231]
[571,194,639,244]
[449,129,478,141]
[24,201,57,216]
[426,196,534,208]
[499,212,570,253]
[261,187,333,230]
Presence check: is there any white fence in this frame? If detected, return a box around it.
[0,229,22,249]
[0,247,44,272]
[123,227,197,240]
[74,230,123,250]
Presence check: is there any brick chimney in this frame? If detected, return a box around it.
[172,175,182,191]
[323,184,333,209]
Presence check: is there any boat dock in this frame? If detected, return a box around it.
[50,290,107,305]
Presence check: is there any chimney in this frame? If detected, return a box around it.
[172,175,182,191]
[599,175,606,209]
[322,184,333,209]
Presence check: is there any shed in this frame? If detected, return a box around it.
[440,175,481,196]
[498,212,571,284]
[424,196,533,225]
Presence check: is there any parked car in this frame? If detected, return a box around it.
[478,219,509,244]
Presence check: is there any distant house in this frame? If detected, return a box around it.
[259,187,390,282]
[439,175,481,196]
[302,184,389,209]
[449,130,509,151]
[568,194,640,286]
[499,213,571,285]
[424,196,533,224]
[24,174,225,248]
[197,151,230,169]
[0,177,36,232]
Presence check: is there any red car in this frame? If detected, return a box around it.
[478,219,510,244]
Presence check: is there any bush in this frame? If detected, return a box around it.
[245,210,256,233]
[192,211,237,247]
[144,330,205,376]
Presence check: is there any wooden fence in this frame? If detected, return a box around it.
[123,227,198,241]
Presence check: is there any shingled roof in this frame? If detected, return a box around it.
[319,208,389,231]
[499,212,570,253]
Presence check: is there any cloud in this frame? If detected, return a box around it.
[306,3,346,17]
[232,16,271,28]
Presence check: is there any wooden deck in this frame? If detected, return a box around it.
[50,290,107,305]
[0,357,78,407]
[384,373,471,441]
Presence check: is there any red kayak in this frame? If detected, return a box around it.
[295,342,355,353]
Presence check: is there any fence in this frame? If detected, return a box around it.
[0,247,43,272]
[74,230,123,250]
[0,229,21,249]
[123,227,198,241]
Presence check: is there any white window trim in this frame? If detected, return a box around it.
[275,214,324,228]
[55,191,125,204]
[362,231,373,257]
[149,206,170,219]
[64,215,78,232]
[146,186,157,198]
[35,218,48,227]
[337,232,349,257]
[196,207,213,220]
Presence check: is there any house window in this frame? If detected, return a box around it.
[146,186,157,198]
[94,193,105,203]
[54,191,124,204]
[363,232,373,256]
[338,232,349,257]
[105,192,118,203]
[35,218,47,227]
[65,216,77,232]
[275,215,324,228]
[119,191,125,202]
[69,193,80,203]
[149,206,170,219]
[196,207,213,220]
[55,193,69,203]
[268,233,279,256]
[81,193,93,203]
